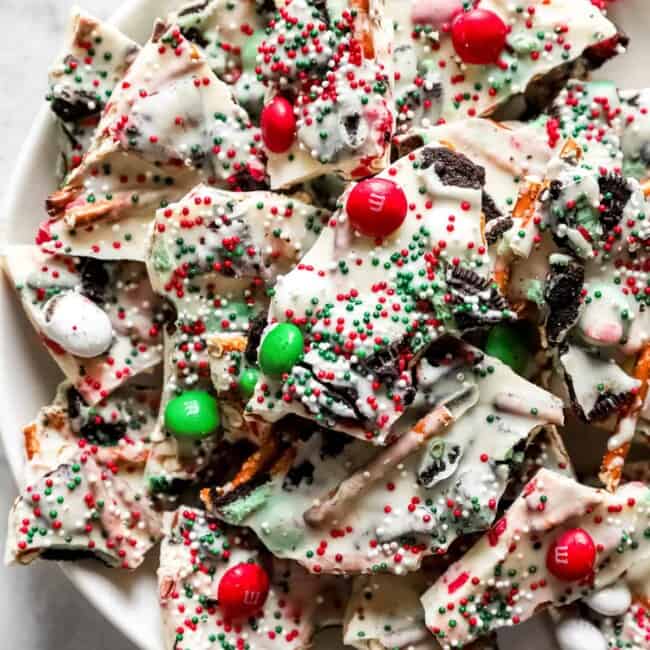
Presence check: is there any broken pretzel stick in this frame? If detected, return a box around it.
[201,440,294,513]
[225,431,279,493]
[493,256,511,298]
[493,179,544,298]
[512,180,544,228]
[303,386,479,528]
[493,392,564,426]
[600,344,650,491]
[207,332,247,358]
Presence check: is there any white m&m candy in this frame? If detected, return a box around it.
[41,291,113,358]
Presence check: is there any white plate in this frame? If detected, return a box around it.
[0,2,648,649]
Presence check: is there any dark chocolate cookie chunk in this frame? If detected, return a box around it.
[77,258,110,305]
[420,147,486,190]
[598,173,632,233]
[587,390,633,421]
[392,134,424,161]
[417,441,462,487]
[485,216,513,245]
[481,191,503,223]
[319,428,354,459]
[544,259,585,345]
[228,168,269,192]
[283,460,315,490]
[206,471,272,510]
[245,313,268,364]
[50,87,102,123]
[446,266,511,331]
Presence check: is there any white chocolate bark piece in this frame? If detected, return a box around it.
[344,571,439,649]
[21,381,161,488]
[558,344,641,422]
[170,0,271,84]
[541,79,623,164]
[621,88,650,183]
[500,93,650,305]
[144,186,327,489]
[505,139,650,358]
[158,507,349,650]
[143,279,264,492]
[343,568,500,650]
[387,0,620,133]
[538,81,650,183]
[48,9,140,181]
[250,140,514,442]
[259,0,395,188]
[421,468,650,648]
[207,344,562,575]
[147,184,328,287]
[5,382,162,569]
[394,119,553,223]
[144,186,323,482]
[2,245,165,405]
[45,22,265,261]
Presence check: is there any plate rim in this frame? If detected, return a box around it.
[0,2,164,649]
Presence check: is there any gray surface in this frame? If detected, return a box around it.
[0,2,137,647]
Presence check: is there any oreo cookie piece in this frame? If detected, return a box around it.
[544,257,585,346]
[66,386,127,446]
[485,216,514,246]
[598,173,632,233]
[50,83,103,123]
[77,257,110,305]
[588,391,634,421]
[205,471,273,511]
[446,266,511,331]
[481,191,503,223]
[417,439,462,488]
[419,147,486,190]
[559,344,640,422]
[245,312,269,364]
[283,460,315,490]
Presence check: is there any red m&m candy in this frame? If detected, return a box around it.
[346,178,407,239]
[261,96,296,153]
[451,8,508,65]
[217,562,270,619]
[546,528,597,582]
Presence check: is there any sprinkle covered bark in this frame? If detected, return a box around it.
[158,507,349,650]
[422,468,650,648]
[6,381,162,569]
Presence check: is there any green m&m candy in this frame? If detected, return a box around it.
[259,323,304,377]
[485,324,530,376]
[239,367,260,399]
[241,29,266,72]
[164,390,220,439]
